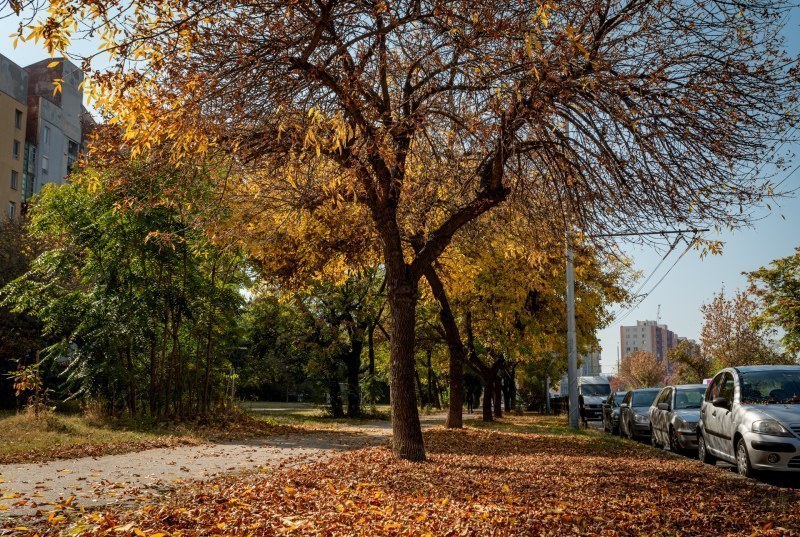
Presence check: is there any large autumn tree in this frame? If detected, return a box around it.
[11,0,799,460]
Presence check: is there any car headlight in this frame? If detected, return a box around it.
[677,421,697,433]
[752,420,793,437]
[634,414,648,424]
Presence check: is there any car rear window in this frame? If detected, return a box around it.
[632,390,660,406]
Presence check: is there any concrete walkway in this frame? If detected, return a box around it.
[0,414,447,518]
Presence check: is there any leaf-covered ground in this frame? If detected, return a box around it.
[8,416,800,536]
[0,411,312,465]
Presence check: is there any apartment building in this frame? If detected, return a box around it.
[23,58,91,201]
[620,320,679,363]
[0,54,28,220]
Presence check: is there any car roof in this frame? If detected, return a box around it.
[674,384,707,390]
[733,365,800,373]
[630,388,660,392]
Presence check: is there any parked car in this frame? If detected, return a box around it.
[620,388,661,440]
[602,391,628,434]
[649,384,707,454]
[697,365,800,477]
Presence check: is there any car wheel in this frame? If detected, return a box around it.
[698,433,716,465]
[736,438,756,478]
[668,427,683,455]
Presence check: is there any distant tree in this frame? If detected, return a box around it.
[668,340,713,384]
[618,350,665,389]
[748,248,800,360]
[700,289,793,369]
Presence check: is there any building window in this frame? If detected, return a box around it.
[43,126,50,145]
[11,170,18,190]
[42,156,49,176]
[8,202,15,220]
[15,109,22,129]
[13,140,20,159]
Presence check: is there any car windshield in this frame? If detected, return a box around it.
[674,387,706,409]
[740,370,800,405]
[613,392,627,404]
[632,390,660,406]
[581,384,611,396]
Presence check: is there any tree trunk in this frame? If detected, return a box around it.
[387,277,425,461]
[149,338,158,416]
[126,343,137,414]
[493,377,503,418]
[423,267,464,428]
[482,377,494,422]
[368,323,376,375]
[345,336,364,418]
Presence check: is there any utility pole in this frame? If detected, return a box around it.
[564,227,707,430]
[566,241,579,429]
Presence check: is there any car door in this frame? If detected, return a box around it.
[714,373,736,461]
[702,373,725,454]
[650,388,667,442]
[603,394,613,429]
[620,391,633,436]
[657,388,673,444]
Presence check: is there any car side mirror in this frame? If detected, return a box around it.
[712,396,730,409]
[619,403,628,409]
[657,402,670,411]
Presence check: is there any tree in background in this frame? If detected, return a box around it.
[700,288,793,369]
[618,350,666,389]
[17,0,799,460]
[668,340,713,384]
[748,247,800,360]
[1,162,247,418]
[0,218,44,409]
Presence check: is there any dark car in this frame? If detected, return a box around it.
[620,388,661,440]
[602,391,628,435]
[649,384,706,454]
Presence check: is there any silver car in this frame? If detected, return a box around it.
[649,384,707,454]
[697,365,800,477]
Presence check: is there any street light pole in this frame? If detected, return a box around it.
[566,241,579,429]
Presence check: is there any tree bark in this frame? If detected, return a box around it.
[482,377,494,422]
[387,276,425,461]
[493,377,503,418]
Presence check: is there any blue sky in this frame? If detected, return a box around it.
[1,8,799,376]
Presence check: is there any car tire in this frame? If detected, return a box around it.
[668,427,683,455]
[698,433,716,465]
[736,438,756,478]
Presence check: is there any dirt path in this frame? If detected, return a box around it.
[0,414,446,518]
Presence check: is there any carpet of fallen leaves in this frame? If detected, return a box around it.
[9,418,800,536]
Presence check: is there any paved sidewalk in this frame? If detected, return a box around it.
[0,414,447,518]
